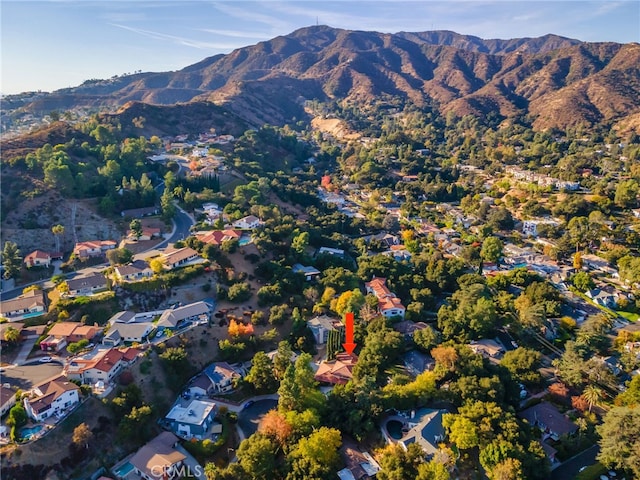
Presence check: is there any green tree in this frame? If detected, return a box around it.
[291,231,310,256]
[3,326,21,343]
[273,340,294,380]
[377,443,426,480]
[614,179,639,208]
[597,406,640,478]
[413,325,440,353]
[481,236,503,264]
[500,347,543,385]
[287,427,342,480]
[571,271,594,292]
[2,241,21,280]
[236,434,278,480]
[129,219,143,240]
[443,414,479,449]
[6,404,27,428]
[245,352,278,394]
[582,385,604,412]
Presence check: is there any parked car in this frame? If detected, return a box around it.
[39,357,52,363]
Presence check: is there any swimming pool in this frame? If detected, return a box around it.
[239,236,252,246]
[386,420,404,440]
[113,461,134,478]
[19,424,43,440]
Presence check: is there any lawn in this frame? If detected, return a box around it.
[618,311,639,322]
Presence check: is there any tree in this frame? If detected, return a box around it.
[481,236,503,264]
[597,406,640,478]
[413,325,440,352]
[228,282,252,302]
[150,258,165,274]
[3,326,21,344]
[258,409,293,446]
[291,231,309,256]
[106,248,133,266]
[129,219,143,240]
[287,427,342,480]
[245,352,278,393]
[573,251,583,270]
[582,385,604,412]
[273,340,294,380]
[500,347,543,385]
[2,241,21,280]
[52,224,65,252]
[332,289,365,316]
[236,434,277,480]
[571,271,594,292]
[443,414,479,450]
[377,443,426,480]
[6,404,27,428]
[614,179,639,208]
[72,422,93,449]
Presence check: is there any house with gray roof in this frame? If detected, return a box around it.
[157,301,210,330]
[308,315,341,345]
[165,399,218,440]
[66,273,108,297]
[396,408,446,457]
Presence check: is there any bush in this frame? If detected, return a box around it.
[227,283,251,303]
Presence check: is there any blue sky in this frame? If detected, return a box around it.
[1,1,639,95]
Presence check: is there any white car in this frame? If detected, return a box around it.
[39,357,52,363]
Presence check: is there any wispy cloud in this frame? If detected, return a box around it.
[109,23,242,50]
[198,28,273,39]
[211,2,292,31]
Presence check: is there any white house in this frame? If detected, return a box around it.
[24,250,52,268]
[522,219,558,237]
[65,347,141,385]
[365,277,406,319]
[23,376,80,422]
[308,315,341,344]
[129,432,186,480]
[232,215,262,230]
[0,386,17,417]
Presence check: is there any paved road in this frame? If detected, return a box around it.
[551,444,599,480]
[12,335,40,365]
[0,363,64,391]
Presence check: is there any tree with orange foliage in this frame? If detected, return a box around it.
[228,319,254,337]
[258,409,293,446]
[548,382,570,404]
[571,395,589,413]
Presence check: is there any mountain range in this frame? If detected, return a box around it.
[6,26,640,132]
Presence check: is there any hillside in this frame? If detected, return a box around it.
[4,26,639,131]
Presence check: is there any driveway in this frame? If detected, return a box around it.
[551,444,599,479]
[1,363,64,391]
[237,399,278,439]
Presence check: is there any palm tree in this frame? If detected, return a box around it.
[51,224,64,252]
[582,385,604,412]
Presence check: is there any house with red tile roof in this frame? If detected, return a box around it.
[73,240,117,258]
[365,277,406,319]
[40,321,101,352]
[24,250,52,268]
[65,347,141,385]
[196,229,242,246]
[314,353,358,385]
[23,375,80,422]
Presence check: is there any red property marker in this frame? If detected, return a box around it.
[343,312,356,355]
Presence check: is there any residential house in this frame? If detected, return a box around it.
[522,219,559,237]
[365,277,406,319]
[586,288,617,308]
[518,401,578,441]
[469,339,504,358]
[0,289,46,321]
[186,373,215,398]
[129,432,186,480]
[196,229,242,246]
[157,302,210,330]
[314,353,358,385]
[65,347,141,385]
[160,247,200,270]
[393,321,428,340]
[73,240,116,258]
[395,408,446,457]
[204,362,242,393]
[317,247,346,258]
[402,351,435,377]
[104,322,154,345]
[23,250,52,268]
[307,315,342,345]
[127,227,161,241]
[114,260,154,283]
[23,375,80,422]
[40,322,100,352]
[165,399,218,440]
[292,264,321,282]
[66,273,108,297]
[0,386,17,417]
[337,439,380,480]
[362,233,400,248]
[232,215,262,230]
[120,206,160,219]
[383,245,412,261]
